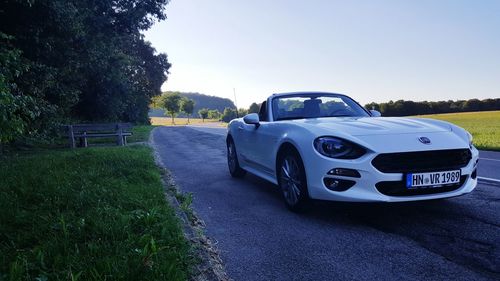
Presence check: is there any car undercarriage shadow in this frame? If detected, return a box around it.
[242,171,458,222]
[240,175,499,277]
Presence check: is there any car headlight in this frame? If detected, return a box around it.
[467,132,474,148]
[313,137,366,159]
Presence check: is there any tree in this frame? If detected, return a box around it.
[208,109,221,120]
[0,0,171,144]
[150,95,164,109]
[180,98,195,123]
[221,107,237,123]
[462,99,481,112]
[238,108,248,117]
[0,32,38,145]
[365,102,380,112]
[163,93,182,124]
[248,102,260,113]
[198,108,209,122]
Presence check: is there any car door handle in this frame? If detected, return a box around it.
[238,126,244,130]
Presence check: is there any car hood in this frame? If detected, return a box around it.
[292,117,451,136]
[286,117,471,152]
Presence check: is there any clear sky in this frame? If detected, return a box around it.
[144,0,500,108]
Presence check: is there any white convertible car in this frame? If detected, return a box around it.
[226,92,479,211]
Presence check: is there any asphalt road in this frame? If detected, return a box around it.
[153,126,500,281]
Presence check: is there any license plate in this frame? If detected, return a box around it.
[406,170,461,188]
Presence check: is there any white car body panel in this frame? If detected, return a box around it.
[227,92,479,202]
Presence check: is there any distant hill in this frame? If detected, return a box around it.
[149,92,236,117]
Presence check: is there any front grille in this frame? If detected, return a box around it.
[372,149,471,173]
[376,175,468,196]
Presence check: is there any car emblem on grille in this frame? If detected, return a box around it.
[418,137,431,144]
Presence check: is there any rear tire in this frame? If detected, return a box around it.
[227,138,246,178]
[277,148,310,212]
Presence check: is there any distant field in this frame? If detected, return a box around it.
[417,110,500,151]
[150,117,224,126]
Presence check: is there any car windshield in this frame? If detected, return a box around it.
[272,94,369,121]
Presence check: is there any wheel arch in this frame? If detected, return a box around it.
[275,141,304,178]
[226,133,233,144]
[275,140,311,205]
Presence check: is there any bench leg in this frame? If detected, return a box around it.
[117,133,124,146]
[68,126,75,148]
[78,137,88,147]
[79,132,88,147]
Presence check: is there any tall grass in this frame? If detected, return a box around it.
[0,146,191,280]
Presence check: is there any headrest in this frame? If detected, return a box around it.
[304,99,322,106]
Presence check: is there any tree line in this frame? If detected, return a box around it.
[149,91,237,118]
[196,101,261,122]
[365,98,500,116]
[174,92,236,114]
[152,92,262,123]
[198,106,259,123]
[0,0,170,144]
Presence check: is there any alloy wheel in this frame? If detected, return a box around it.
[280,156,302,206]
[228,141,236,172]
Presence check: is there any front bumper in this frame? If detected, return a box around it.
[304,147,479,202]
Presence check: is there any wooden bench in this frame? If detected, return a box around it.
[67,123,133,148]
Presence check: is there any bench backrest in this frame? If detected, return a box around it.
[69,123,133,133]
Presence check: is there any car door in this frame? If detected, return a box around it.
[235,101,265,166]
[234,120,256,165]
[242,100,278,176]
[245,122,279,176]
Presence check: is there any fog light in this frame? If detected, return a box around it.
[327,168,361,178]
[324,178,356,192]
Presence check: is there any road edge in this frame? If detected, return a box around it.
[149,127,230,281]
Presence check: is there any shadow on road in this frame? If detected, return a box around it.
[242,173,500,278]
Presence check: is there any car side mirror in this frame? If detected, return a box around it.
[243,113,260,127]
[370,110,381,117]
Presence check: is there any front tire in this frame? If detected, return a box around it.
[278,149,310,212]
[227,138,246,178]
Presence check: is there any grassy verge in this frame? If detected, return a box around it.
[0,145,191,280]
[128,125,155,143]
[417,110,500,151]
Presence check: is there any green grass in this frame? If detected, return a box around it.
[128,125,155,143]
[0,145,191,280]
[417,110,500,151]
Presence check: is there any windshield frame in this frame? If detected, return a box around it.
[270,92,371,121]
